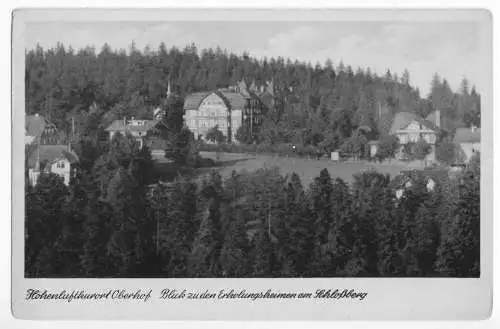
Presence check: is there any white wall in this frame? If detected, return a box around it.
[192,93,230,139]
[50,158,71,185]
[396,120,437,145]
[460,142,481,161]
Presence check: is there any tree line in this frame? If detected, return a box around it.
[26,43,480,156]
[25,134,480,278]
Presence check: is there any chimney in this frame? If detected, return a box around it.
[435,110,440,128]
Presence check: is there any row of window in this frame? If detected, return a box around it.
[398,133,436,144]
[199,109,228,117]
[188,119,240,128]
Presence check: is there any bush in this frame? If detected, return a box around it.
[413,139,431,160]
[195,156,216,168]
[197,142,323,159]
[205,125,226,144]
[436,137,466,165]
[376,135,399,161]
[339,132,368,159]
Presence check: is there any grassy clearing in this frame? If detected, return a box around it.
[198,152,408,186]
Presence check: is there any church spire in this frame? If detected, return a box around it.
[167,79,172,98]
[250,79,257,92]
[266,79,274,96]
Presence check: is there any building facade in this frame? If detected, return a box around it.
[105,117,165,149]
[390,111,440,145]
[454,126,481,162]
[26,144,79,186]
[389,111,442,161]
[183,79,275,143]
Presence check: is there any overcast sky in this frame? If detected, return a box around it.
[25,21,484,95]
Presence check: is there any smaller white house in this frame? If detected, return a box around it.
[26,144,79,186]
[105,117,164,149]
[454,126,480,162]
[388,111,442,162]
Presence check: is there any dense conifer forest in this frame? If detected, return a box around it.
[26,43,480,149]
[25,43,481,278]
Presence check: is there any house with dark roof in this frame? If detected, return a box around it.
[454,126,480,162]
[26,144,79,186]
[388,110,443,161]
[183,79,275,142]
[105,118,165,149]
[390,111,441,144]
[25,114,58,145]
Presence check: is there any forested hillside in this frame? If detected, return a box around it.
[26,43,481,149]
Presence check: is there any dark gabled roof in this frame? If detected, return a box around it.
[25,114,57,140]
[390,112,438,135]
[389,173,412,190]
[25,115,46,139]
[27,145,79,169]
[105,119,160,132]
[217,90,247,111]
[256,91,274,109]
[183,92,211,111]
[425,111,442,128]
[183,90,253,112]
[454,127,481,144]
[425,110,456,133]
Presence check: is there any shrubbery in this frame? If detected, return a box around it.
[197,142,323,159]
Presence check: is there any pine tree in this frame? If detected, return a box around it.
[105,167,147,276]
[25,173,68,277]
[322,178,353,276]
[80,195,114,277]
[396,174,430,276]
[307,168,336,276]
[276,173,314,277]
[252,226,278,277]
[351,171,392,276]
[219,206,249,277]
[436,160,480,277]
[188,206,216,277]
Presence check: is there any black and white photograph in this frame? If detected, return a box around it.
[22,15,483,280]
[11,8,493,321]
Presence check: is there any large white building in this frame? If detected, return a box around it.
[183,80,276,143]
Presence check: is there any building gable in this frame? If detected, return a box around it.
[200,93,227,108]
[398,120,435,133]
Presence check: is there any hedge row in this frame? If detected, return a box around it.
[197,142,326,159]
